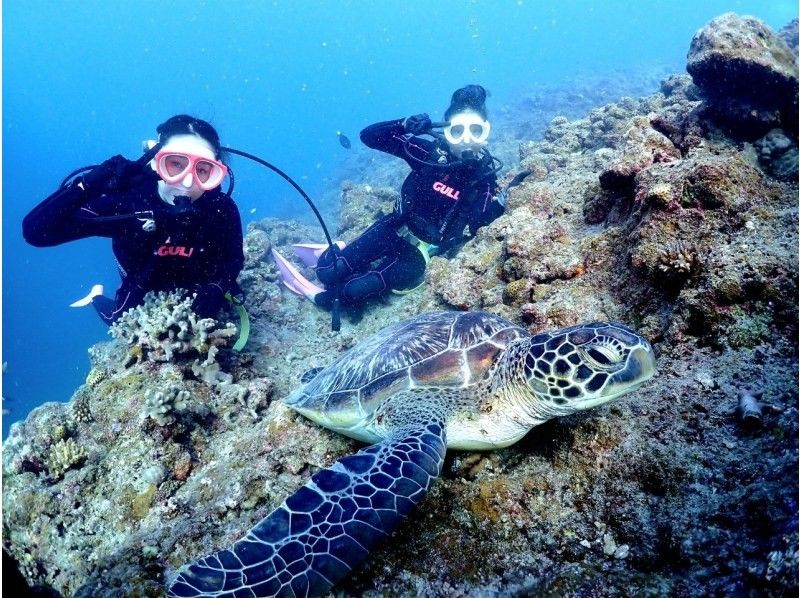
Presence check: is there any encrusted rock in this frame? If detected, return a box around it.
[338,183,397,239]
[687,12,798,136]
[778,18,798,52]
[243,225,272,266]
[599,116,681,192]
[754,128,799,181]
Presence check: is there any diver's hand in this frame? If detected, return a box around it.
[403,113,432,135]
[81,155,139,196]
[191,283,226,319]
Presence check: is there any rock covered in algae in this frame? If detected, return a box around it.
[337,182,397,240]
[687,12,798,137]
[754,128,799,181]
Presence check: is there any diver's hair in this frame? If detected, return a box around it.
[156,115,225,160]
[444,84,489,121]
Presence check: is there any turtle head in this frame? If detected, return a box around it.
[521,322,656,416]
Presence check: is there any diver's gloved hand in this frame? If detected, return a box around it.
[403,113,432,135]
[81,155,139,196]
[192,283,226,319]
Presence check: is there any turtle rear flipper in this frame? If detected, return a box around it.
[168,418,447,597]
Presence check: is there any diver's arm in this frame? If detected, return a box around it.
[209,200,246,293]
[359,119,409,158]
[22,183,143,247]
[22,182,97,246]
[23,156,147,247]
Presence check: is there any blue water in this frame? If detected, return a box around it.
[3,0,795,437]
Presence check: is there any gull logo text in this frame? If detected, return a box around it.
[432,181,460,200]
[157,245,194,258]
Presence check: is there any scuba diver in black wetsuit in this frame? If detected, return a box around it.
[272,84,505,309]
[22,115,245,325]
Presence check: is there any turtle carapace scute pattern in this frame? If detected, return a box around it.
[169,311,656,597]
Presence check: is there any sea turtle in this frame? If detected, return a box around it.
[169,311,656,597]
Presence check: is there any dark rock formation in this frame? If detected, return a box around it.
[779,18,798,52]
[686,12,798,138]
[754,127,799,180]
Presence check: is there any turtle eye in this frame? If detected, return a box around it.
[580,342,623,370]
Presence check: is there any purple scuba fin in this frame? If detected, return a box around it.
[291,241,346,267]
[271,248,324,301]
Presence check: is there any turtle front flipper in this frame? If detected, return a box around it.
[168,421,447,597]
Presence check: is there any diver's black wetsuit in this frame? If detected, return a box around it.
[22,170,244,324]
[314,118,503,307]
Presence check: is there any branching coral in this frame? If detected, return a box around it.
[71,395,93,424]
[46,438,88,480]
[191,346,234,386]
[142,386,191,426]
[85,368,107,388]
[110,290,237,365]
[657,240,700,276]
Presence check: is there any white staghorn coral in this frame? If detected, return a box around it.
[109,290,237,366]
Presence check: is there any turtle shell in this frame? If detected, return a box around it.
[286,311,527,429]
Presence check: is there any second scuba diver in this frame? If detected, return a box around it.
[23,115,245,324]
[272,84,505,309]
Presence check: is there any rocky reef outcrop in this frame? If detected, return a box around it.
[3,13,797,598]
[687,12,798,138]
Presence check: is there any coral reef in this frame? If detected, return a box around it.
[2,12,797,598]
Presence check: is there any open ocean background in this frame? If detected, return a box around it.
[3,0,795,438]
